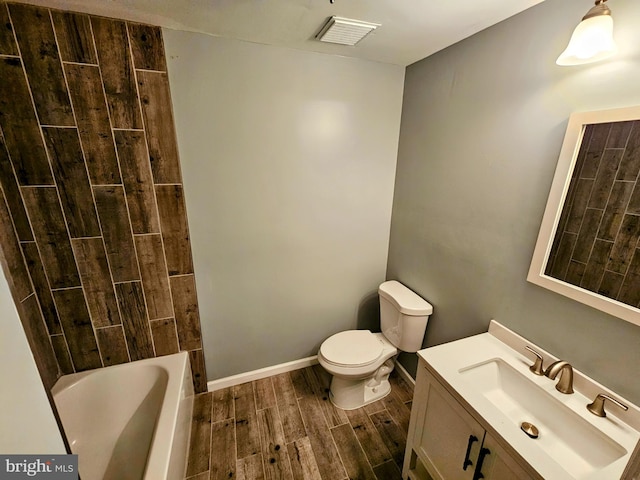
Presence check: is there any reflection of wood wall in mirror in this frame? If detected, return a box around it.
[528,106,640,327]
[546,120,640,306]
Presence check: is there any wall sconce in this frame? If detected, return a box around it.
[556,0,617,66]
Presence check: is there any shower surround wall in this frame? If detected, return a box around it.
[0,3,207,392]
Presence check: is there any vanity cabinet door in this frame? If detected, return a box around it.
[480,432,536,480]
[404,363,537,480]
[415,376,485,480]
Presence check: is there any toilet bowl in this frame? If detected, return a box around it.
[318,330,398,409]
[318,281,433,410]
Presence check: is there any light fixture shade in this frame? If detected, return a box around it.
[557,14,617,66]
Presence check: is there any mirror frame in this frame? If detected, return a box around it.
[528,105,640,328]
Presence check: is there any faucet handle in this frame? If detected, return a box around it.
[587,393,629,418]
[524,346,545,376]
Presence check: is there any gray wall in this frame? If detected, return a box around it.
[164,31,405,380]
[389,0,640,404]
[0,272,65,453]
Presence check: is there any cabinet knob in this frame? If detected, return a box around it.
[462,435,478,470]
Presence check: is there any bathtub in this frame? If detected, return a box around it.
[51,352,194,480]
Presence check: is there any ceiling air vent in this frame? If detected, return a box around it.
[316,16,380,46]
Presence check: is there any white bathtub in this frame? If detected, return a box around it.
[51,352,194,480]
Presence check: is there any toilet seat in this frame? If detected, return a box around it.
[319,330,383,367]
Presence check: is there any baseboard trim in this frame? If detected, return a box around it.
[207,355,319,392]
[207,354,417,392]
[395,360,416,386]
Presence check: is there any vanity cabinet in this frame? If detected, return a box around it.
[403,361,537,480]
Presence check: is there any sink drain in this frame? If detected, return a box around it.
[520,422,539,439]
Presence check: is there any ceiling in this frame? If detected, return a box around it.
[12,0,546,66]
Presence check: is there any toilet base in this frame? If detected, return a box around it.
[328,359,395,410]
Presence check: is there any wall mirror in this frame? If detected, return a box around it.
[528,105,640,327]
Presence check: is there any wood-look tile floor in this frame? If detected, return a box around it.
[184,364,414,480]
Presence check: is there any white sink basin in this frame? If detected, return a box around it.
[418,321,640,480]
[459,359,627,479]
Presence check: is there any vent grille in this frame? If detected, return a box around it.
[316,17,380,46]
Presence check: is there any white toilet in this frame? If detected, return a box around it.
[318,280,433,410]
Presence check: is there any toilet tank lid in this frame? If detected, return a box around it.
[379,280,433,315]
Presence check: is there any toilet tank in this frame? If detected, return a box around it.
[378,280,433,353]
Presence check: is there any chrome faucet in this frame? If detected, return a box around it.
[544,360,574,394]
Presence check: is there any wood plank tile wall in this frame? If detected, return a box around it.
[546,120,640,308]
[0,2,207,392]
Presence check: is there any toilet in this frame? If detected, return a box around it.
[318,280,433,410]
